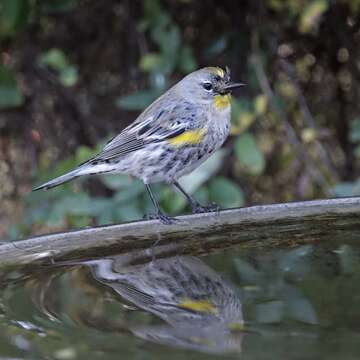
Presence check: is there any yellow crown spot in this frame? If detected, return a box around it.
[168,129,205,146]
[215,67,224,77]
[178,299,218,314]
[213,94,231,110]
[209,67,225,78]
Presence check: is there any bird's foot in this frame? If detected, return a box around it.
[144,212,178,225]
[191,202,220,214]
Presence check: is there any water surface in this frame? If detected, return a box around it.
[1,236,360,359]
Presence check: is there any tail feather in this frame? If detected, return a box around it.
[33,168,82,191]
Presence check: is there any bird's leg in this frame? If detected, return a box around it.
[145,184,177,225]
[173,181,220,214]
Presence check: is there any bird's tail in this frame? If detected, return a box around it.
[33,167,84,191]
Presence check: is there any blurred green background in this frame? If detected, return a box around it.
[1,0,360,239]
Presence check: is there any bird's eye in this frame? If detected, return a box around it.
[203,82,213,91]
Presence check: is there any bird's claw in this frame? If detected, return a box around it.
[191,202,220,215]
[144,212,178,225]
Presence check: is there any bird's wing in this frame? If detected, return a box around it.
[90,99,199,162]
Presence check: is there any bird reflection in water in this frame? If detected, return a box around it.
[86,256,244,354]
[31,255,244,354]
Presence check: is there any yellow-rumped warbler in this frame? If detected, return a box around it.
[86,255,244,353]
[34,67,244,223]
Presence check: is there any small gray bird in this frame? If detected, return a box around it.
[34,67,244,223]
[87,255,244,354]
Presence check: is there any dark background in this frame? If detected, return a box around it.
[1,0,360,238]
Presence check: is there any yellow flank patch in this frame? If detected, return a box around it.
[168,129,205,146]
[213,94,231,110]
[178,298,218,314]
[228,322,245,331]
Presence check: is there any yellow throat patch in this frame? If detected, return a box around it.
[167,129,205,146]
[213,94,231,110]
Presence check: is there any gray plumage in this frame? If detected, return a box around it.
[34,67,244,222]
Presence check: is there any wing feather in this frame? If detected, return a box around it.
[90,98,199,163]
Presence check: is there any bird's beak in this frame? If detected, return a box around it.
[223,82,246,92]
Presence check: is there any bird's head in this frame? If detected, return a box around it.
[176,67,245,110]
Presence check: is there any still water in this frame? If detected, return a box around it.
[0,238,360,359]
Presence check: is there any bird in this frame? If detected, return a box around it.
[34,66,244,224]
[85,255,244,354]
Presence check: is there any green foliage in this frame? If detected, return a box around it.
[235,133,265,175]
[299,0,329,33]
[350,117,360,143]
[140,0,195,75]
[0,65,23,109]
[38,48,78,87]
[331,180,360,197]
[178,150,227,194]
[0,0,78,37]
[235,245,319,325]
[0,0,29,36]
[269,0,329,33]
[117,0,197,111]
[204,35,228,58]
[42,0,78,13]
[208,177,244,208]
[4,0,360,235]
[116,90,161,111]
[332,117,360,196]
